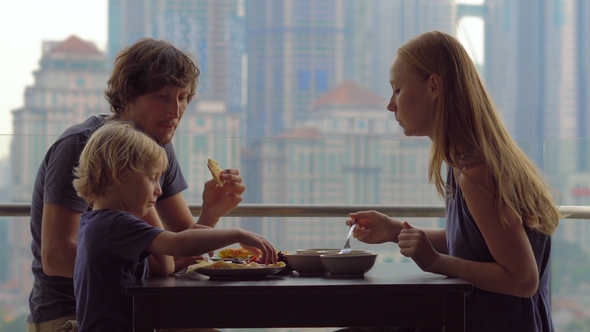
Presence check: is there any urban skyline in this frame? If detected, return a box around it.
[1,0,590,330]
[0,0,484,159]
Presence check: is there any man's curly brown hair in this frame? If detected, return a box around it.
[104,38,200,114]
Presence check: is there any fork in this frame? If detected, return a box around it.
[338,220,357,254]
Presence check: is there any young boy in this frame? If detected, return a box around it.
[72,121,277,331]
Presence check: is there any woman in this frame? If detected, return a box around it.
[348,31,560,331]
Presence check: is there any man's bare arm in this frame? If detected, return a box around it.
[153,193,196,232]
[41,203,81,278]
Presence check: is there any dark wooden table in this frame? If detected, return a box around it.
[127,263,472,331]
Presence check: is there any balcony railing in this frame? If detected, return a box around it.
[2,202,590,331]
[2,203,590,218]
[3,134,590,330]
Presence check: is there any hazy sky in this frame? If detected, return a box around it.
[0,0,108,157]
[0,0,481,159]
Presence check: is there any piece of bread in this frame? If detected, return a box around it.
[207,158,224,187]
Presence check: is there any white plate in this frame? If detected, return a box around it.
[210,257,246,262]
[194,266,285,280]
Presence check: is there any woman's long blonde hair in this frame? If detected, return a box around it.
[397,31,560,235]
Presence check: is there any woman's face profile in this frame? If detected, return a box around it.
[387,57,437,139]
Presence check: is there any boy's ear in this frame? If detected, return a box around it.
[428,73,442,100]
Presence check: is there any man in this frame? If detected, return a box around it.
[26,38,245,331]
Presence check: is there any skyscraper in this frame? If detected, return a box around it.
[257,80,441,253]
[108,0,243,104]
[242,0,457,233]
[244,0,347,138]
[172,100,241,203]
[575,0,590,172]
[484,0,580,167]
[343,0,456,100]
[11,36,110,199]
[7,35,109,314]
[244,0,456,138]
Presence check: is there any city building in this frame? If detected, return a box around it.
[484,0,580,166]
[11,36,110,199]
[254,80,442,257]
[344,0,456,100]
[6,35,110,317]
[244,0,456,138]
[108,0,244,107]
[575,0,590,172]
[244,0,346,138]
[483,0,590,275]
[172,98,241,206]
[242,0,456,231]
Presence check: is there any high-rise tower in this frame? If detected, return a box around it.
[343,0,456,99]
[108,0,243,104]
[244,0,456,137]
[244,0,347,138]
[241,0,457,234]
[11,36,110,198]
[484,0,579,166]
[8,35,109,313]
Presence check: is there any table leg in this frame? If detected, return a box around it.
[443,291,465,332]
[133,295,154,332]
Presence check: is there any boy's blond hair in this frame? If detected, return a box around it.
[73,121,169,205]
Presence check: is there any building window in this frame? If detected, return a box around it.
[275,69,283,91]
[315,69,328,91]
[193,136,207,151]
[71,61,88,70]
[256,69,264,91]
[297,69,310,90]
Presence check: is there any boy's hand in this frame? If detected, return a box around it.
[238,230,277,265]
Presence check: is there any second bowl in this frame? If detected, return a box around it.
[284,252,328,274]
[320,252,378,276]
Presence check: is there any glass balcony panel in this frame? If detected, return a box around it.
[0,134,588,331]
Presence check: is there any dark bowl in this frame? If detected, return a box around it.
[320,252,378,276]
[284,252,328,275]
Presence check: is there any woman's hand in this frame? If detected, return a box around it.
[199,168,246,226]
[398,222,441,272]
[347,210,402,244]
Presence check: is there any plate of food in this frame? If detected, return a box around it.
[216,247,253,260]
[186,260,286,280]
[211,248,290,265]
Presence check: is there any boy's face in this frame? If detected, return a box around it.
[116,161,165,218]
[120,85,191,145]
